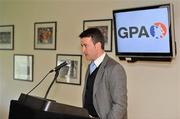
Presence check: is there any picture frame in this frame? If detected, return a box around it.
[0,25,14,50]
[13,54,34,82]
[56,54,82,85]
[34,21,57,50]
[83,19,112,52]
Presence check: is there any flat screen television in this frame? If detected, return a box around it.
[113,3,176,62]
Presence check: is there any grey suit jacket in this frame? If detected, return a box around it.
[83,55,127,119]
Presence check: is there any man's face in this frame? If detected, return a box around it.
[80,37,98,61]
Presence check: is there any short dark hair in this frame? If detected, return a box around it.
[79,28,105,49]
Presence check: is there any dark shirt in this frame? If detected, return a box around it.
[84,67,100,117]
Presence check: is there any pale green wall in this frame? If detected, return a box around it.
[0,0,180,119]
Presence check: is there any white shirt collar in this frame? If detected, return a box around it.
[93,52,106,67]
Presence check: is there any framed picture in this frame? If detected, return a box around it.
[56,54,82,85]
[83,19,112,52]
[0,25,14,50]
[34,21,57,50]
[13,54,34,82]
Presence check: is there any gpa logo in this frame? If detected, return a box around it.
[150,22,167,40]
[118,22,167,40]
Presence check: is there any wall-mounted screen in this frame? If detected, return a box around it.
[113,3,176,61]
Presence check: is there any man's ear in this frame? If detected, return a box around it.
[95,42,102,50]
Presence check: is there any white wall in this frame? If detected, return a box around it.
[0,0,180,119]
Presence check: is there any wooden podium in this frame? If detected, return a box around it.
[9,93,92,119]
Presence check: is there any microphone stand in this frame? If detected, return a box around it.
[44,70,59,99]
[26,71,52,95]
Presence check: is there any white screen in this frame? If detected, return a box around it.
[114,6,171,53]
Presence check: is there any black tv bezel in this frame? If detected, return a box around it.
[113,3,174,61]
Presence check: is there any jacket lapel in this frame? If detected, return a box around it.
[93,55,109,97]
[82,64,90,105]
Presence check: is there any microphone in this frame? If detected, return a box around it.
[44,61,68,99]
[49,61,68,73]
[27,61,68,95]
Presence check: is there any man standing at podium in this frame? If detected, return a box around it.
[79,28,127,119]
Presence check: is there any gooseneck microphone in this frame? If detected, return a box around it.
[44,61,68,99]
[49,61,68,73]
[26,61,68,96]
